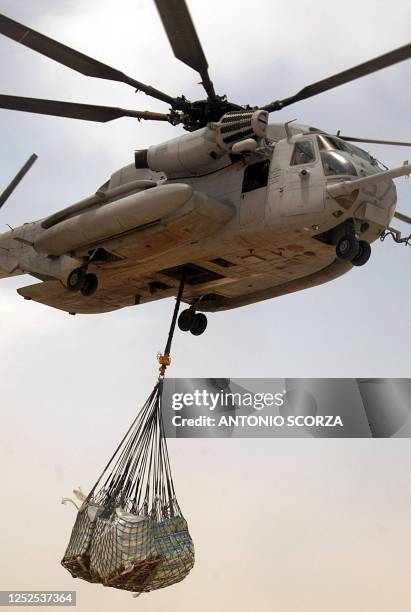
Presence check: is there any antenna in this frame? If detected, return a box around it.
[284,119,297,142]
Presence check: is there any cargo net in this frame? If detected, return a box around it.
[61,382,194,594]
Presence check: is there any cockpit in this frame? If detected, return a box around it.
[288,129,385,178]
[288,125,384,174]
[316,133,384,177]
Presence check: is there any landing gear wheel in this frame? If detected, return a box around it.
[81,273,99,296]
[351,240,371,267]
[190,313,208,336]
[178,308,196,332]
[67,267,86,291]
[336,234,359,261]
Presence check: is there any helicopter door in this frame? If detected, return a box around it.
[282,138,325,216]
[239,160,270,227]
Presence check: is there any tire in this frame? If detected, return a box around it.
[351,240,371,267]
[178,308,196,332]
[190,313,208,336]
[67,267,86,291]
[336,234,359,261]
[81,273,98,296]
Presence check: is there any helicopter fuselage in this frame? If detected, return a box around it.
[0,124,399,315]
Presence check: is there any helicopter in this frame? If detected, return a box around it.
[0,1,410,337]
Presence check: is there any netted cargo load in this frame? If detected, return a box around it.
[61,382,194,594]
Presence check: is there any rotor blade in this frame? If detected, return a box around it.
[338,135,411,147]
[0,94,174,123]
[0,153,37,210]
[154,0,216,101]
[0,13,179,108]
[394,211,411,225]
[262,43,411,112]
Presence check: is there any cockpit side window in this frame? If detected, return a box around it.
[290,140,315,166]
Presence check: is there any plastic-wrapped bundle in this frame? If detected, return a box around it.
[147,517,194,591]
[61,382,194,594]
[90,510,162,591]
[62,503,103,582]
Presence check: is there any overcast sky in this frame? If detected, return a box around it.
[0,1,410,610]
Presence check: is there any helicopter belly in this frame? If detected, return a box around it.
[196,258,352,312]
[16,229,344,315]
[16,253,340,314]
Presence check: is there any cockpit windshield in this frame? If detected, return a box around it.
[316,134,377,163]
[317,135,360,176]
[320,151,357,176]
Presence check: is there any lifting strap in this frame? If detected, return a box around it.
[158,274,186,377]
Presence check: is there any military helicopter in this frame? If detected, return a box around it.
[0,1,410,337]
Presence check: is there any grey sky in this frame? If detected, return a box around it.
[0,1,410,610]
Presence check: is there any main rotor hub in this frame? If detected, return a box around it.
[180,96,245,131]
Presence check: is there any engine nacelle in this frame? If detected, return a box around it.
[134,109,269,179]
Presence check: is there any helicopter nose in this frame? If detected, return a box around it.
[328,170,397,226]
